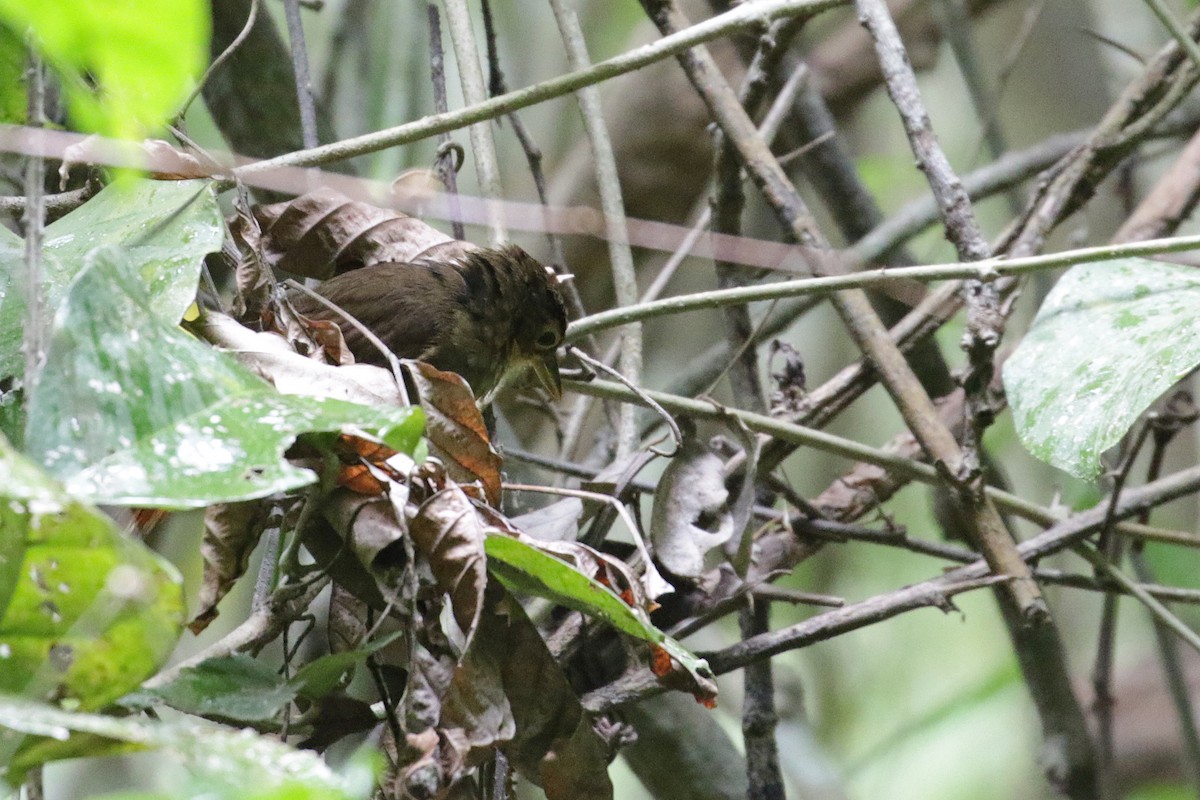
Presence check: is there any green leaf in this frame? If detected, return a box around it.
[0,25,24,124]
[123,631,408,724]
[1004,258,1200,478]
[291,630,405,700]
[484,535,713,688]
[0,433,185,709]
[123,655,296,724]
[0,388,21,450]
[0,696,375,797]
[0,179,223,382]
[0,0,208,139]
[0,223,24,382]
[23,246,424,508]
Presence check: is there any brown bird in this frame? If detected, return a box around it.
[289,244,568,402]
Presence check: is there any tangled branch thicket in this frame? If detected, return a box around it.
[14,0,1200,798]
[200,0,1200,797]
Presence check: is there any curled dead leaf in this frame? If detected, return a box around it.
[408,360,502,506]
[300,489,404,610]
[230,188,476,280]
[410,486,489,642]
[649,436,734,580]
[437,586,613,800]
[190,500,276,634]
[194,310,407,407]
[59,136,213,184]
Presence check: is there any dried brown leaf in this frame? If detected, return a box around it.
[539,717,616,800]
[327,583,369,655]
[286,311,352,365]
[426,585,612,798]
[410,486,489,642]
[58,136,212,184]
[511,497,584,543]
[190,500,274,634]
[261,297,349,365]
[649,437,734,580]
[301,490,399,610]
[408,360,502,506]
[195,310,407,407]
[232,188,476,280]
[320,489,408,573]
[489,589,613,800]
[396,728,442,798]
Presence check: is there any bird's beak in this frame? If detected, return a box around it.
[531,352,563,400]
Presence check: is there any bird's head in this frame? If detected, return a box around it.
[451,245,569,401]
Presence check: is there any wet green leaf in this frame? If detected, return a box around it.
[291,630,404,700]
[0,433,185,708]
[484,535,713,691]
[0,696,375,797]
[0,432,184,776]
[0,179,222,382]
[24,246,423,508]
[1004,258,1200,478]
[124,630,408,724]
[0,26,24,124]
[123,655,296,724]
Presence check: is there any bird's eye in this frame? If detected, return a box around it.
[535,326,562,350]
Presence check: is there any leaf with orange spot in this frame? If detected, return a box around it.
[649,645,672,678]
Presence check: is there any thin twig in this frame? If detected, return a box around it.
[0,185,90,219]
[442,0,507,243]
[282,0,319,150]
[145,574,331,688]
[232,0,848,178]
[318,0,364,109]
[1143,0,1200,71]
[1089,419,1153,799]
[740,600,785,800]
[707,23,812,417]
[1035,568,1200,606]
[583,575,1010,712]
[505,447,1200,610]
[426,4,465,241]
[180,0,260,120]
[704,462,1200,685]
[1075,543,1200,655]
[1130,547,1200,788]
[567,377,1197,550]
[479,0,567,273]
[750,585,844,608]
[20,48,45,395]
[549,0,641,458]
[932,0,1021,214]
[1128,398,1200,789]
[854,0,999,471]
[1001,7,1200,258]
[565,232,1200,340]
[569,347,681,456]
[652,126,1107,417]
